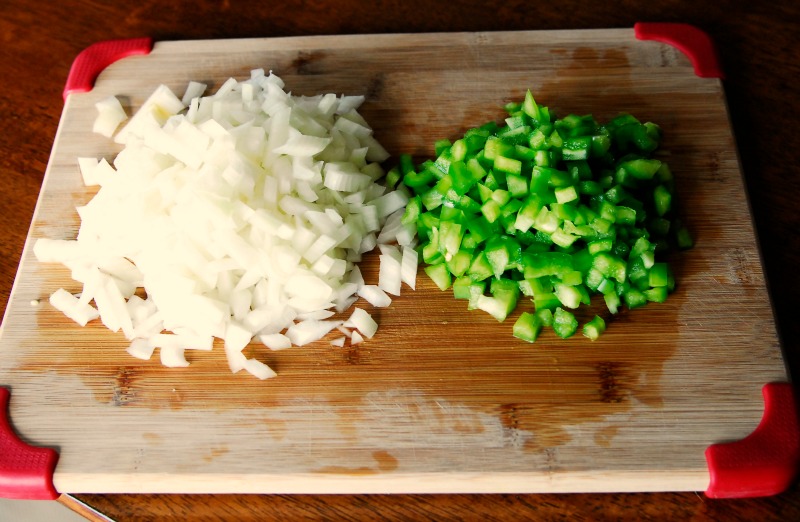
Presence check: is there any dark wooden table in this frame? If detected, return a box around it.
[2,1,798,520]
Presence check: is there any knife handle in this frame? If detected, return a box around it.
[0,387,59,500]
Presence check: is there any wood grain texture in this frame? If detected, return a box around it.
[1,0,798,520]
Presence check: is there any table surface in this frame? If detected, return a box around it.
[1,0,798,520]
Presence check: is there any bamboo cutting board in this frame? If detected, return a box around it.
[0,27,791,495]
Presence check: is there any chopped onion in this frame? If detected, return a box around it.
[336,325,353,338]
[285,319,342,347]
[93,95,128,138]
[378,253,403,296]
[126,338,155,360]
[35,70,419,378]
[400,246,419,290]
[258,333,292,351]
[182,81,207,105]
[345,307,378,338]
[357,285,392,308]
[159,346,190,368]
[48,288,99,326]
[243,358,278,380]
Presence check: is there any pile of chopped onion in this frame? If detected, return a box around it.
[34,69,418,379]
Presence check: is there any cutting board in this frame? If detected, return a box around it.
[0,26,792,496]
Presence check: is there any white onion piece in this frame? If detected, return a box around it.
[378,254,402,296]
[345,307,378,338]
[348,265,365,287]
[378,243,402,263]
[336,95,365,114]
[160,346,190,368]
[224,343,248,374]
[126,338,156,360]
[372,191,409,219]
[93,95,128,138]
[182,81,207,106]
[114,84,184,144]
[350,331,365,345]
[35,70,417,378]
[375,209,406,245]
[323,166,372,192]
[48,288,99,326]
[357,285,392,308]
[92,275,134,339]
[358,233,378,255]
[223,322,253,353]
[34,239,84,264]
[330,336,346,347]
[285,320,342,346]
[259,333,292,351]
[296,309,336,321]
[335,325,352,337]
[243,358,277,380]
[400,246,419,290]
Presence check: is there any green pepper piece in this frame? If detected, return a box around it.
[514,311,543,342]
[550,227,579,248]
[554,283,583,308]
[403,166,437,191]
[592,252,627,282]
[620,158,662,181]
[449,138,469,162]
[522,90,542,123]
[494,155,523,176]
[623,287,647,309]
[472,278,520,321]
[534,293,561,311]
[644,286,668,303]
[484,238,511,278]
[648,262,669,288]
[484,136,515,161]
[506,173,529,198]
[553,307,579,338]
[434,139,452,157]
[425,263,452,291]
[603,290,621,314]
[446,249,473,277]
[480,199,503,224]
[653,184,672,217]
[513,195,544,233]
[562,136,592,161]
[554,185,579,204]
[464,216,496,245]
[446,161,472,196]
[438,221,463,261]
[522,251,574,279]
[401,195,422,226]
[453,276,485,300]
[582,315,607,341]
[468,251,494,281]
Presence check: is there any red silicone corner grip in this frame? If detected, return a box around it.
[705,383,800,498]
[0,387,59,500]
[634,22,724,79]
[63,37,153,101]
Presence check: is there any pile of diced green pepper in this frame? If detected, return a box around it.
[395,91,692,342]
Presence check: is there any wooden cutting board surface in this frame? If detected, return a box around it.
[0,29,787,494]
